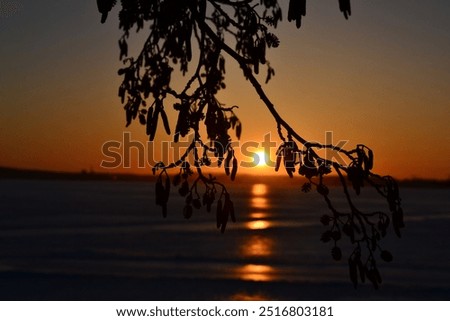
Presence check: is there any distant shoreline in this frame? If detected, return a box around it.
[0,166,152,182]
[0,166,448,188]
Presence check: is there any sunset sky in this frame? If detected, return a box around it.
[1,0,449,179]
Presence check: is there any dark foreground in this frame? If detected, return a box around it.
[1,178,449,300]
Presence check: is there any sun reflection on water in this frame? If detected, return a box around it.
[249,183,270,227]
[251,197,268,209]
[250,212,267,219]
[235,183,277,282]
[250,184,269,210]
[252,184,268,196]
[241,235,273,257]
[246,220,270,230]
[236,264,275,281]
[229,292,269,301]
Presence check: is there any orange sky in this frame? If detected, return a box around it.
[0,1,449,180]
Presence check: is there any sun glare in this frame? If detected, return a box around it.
[255,151,268,167]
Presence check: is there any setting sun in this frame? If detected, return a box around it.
[255,151,268,167]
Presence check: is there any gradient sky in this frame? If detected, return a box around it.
[0,0,449,179]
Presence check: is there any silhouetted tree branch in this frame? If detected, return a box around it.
[97,0,403,289]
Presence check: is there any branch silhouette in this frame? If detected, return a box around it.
[97,0,404,289]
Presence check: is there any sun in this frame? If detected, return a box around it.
[255,150,268,167]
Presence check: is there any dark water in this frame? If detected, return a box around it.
[0,178,449,299]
